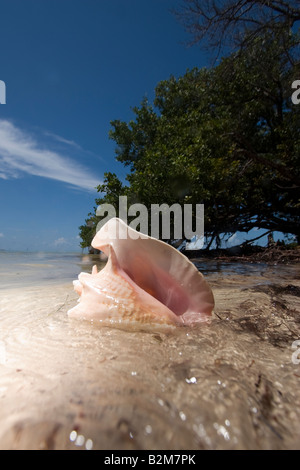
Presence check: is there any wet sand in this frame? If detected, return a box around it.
[0,260,299,450]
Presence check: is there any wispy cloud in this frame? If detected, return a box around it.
[0,233,4,238]
[54,237,68,246]
[44,130,106,163]
[43,130,82,149]
[0,120,101,191]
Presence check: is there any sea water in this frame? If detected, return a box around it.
[0,251,299,449]
[0,250,291,288]
[0,251,104,289]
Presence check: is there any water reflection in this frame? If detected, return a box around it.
[1,250,296,290]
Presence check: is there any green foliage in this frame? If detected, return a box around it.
[80,30,300,249]
[78,222,94,250]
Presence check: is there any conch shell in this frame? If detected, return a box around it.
[68,218,214,326]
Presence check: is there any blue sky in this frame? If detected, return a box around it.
[0,0,216,252]
[0,0,283,252]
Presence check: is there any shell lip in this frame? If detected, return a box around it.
[69,218,214,326]
[91,218,214,323]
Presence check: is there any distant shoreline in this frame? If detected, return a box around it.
[183,244,300,265]
[1,245,299,265]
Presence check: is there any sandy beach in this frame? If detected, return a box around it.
[0,254,299,450]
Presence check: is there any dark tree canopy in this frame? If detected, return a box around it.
[176,0,300,60]
[79,29,300,250]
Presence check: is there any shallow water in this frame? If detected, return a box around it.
[0,251,105,289]
[0,252,299,449]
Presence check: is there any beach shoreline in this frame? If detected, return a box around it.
[0,259,299,450]
[184,244,300,265]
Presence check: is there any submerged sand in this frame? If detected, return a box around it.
[0,261,299,450]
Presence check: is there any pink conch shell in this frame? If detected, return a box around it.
[68,218,214,326]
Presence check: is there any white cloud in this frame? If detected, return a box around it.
[226,232,245,247]
[227,233,237,243]
[44,130,105,163]
[0,120,101,191]
[43,131,82,149]
[0,233,4,237]
[54,237,68,246]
